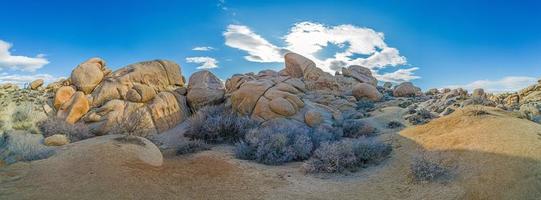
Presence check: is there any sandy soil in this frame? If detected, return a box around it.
[1,106,540,200]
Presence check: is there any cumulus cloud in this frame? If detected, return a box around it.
[224,22,414,82]
[0,73,61,86]
[186,56,219,69]
[446,76,537,93]
[192,46,215,51]
[223,25,284,62]
[0,40,49,72]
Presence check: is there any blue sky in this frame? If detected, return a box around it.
[1,0,540,92]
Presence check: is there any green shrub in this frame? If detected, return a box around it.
[387,121,403,129]
[303,139,392,173]
[185,105,258,144]
[10,103,40,134]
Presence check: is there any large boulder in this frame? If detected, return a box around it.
[29,79,44,90]
[393,82,422,97]
[352,83,383,101]
[473,88,486,99]
[54,86,76,109]
[186,70,225,111]
[148,91,191,132]
[57,91,90,124]
[284,52,316,78]
[71,58,108,94]
[520,102,541,123]
[342,65,378,86]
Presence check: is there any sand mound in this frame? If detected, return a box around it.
[400,106,541,199]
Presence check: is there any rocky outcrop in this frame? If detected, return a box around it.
[53,59,190,136]
[187,70,225,111]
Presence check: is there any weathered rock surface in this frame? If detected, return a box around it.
[71,58,108,94]
[30,79,44,90]
[44,134,70,146]
[352,83,383,101]
[57,91,90,124]
[393,82,422,97]
[342,65,377,86]
[187,70,225,111]
[54,86,76,109]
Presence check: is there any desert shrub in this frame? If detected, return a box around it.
[464,106,489,116]
[406,109,434,125]
[234,122,314,165]
[410,153,450,182]
[356,99,375,112]
[387,121,403,129]
[10,103,40,134]
[185,105,258,144]
[111,109,154,137]
[176,140,210,155]
[342,120,376,138]
[37,117,92,142]
[0,131,55,164]
[303,139,392,173]
[309,126,343,148]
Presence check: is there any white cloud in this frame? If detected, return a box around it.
[0,73,62,86]
[0,40,49,72]
[446,76,538,93]
[376,67,420,83]
[223,25,284,63]
[186,56,219,69]
[223,22,414,82]
[192,46,215,51]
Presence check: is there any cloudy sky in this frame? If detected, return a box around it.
[1,0,540,92]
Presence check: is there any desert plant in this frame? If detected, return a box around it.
[176,140,211,155]
[112,109,153,137]
[37,117,92,142]
[0,131,55,164]
[463,106,489,116]
[387,121,403,129]
[303,139,392,173]
[235,122,314,165]
[356,99,375,112]
[410,153,450,182]
[10,103,40,134]
[342,120,376,138]
[185,104,258,144]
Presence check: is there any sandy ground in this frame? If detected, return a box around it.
[1,106,540,200]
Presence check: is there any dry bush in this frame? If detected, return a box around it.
[176,140,210,155]
[37,117,92,142]
[410,152,450,182]
[0,131,55,164]
[112,109,153,137]
[185,104,258,144]
[342,120,377,138]
[234,122,314,165]
[463,106,490,116]
[303,139,392,173]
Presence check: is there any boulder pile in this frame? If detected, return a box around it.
[46,53,430,136]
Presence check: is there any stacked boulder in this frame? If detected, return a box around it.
[52,58,194,136]
[227,53,384,128]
